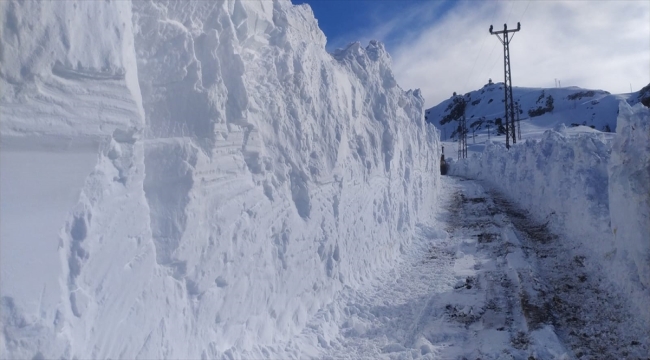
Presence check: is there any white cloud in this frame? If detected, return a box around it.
[325,1,449,52]
[388,0,650,108]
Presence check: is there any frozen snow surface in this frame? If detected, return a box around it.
[450,102,650,326]
[1,0,440,358]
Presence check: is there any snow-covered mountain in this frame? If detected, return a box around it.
[0,1,440,358]
[426,81,633,142]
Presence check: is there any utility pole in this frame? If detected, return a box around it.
[456,115,467,159]
[462,114,467,158]
[458,111,468,159]
[490,22,521,149]
[516,102,521,140]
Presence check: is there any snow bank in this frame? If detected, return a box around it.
[1,0,440,358]
[1,1,148,358]
[450,102,650,324]
[608,103,650,321]
[450,129,611,250]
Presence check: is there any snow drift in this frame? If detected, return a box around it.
[450,102,650,324]
[0,0,440,358]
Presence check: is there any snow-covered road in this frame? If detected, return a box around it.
[287,176,649,359]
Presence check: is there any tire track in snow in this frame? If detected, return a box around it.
[294,177,566,359]
[487,189,649,359]
[411,178,571,359]
[288,176,647,359]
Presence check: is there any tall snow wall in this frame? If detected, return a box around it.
[608,103,650,322]
[0,0,441,358]
[450,102,650,324]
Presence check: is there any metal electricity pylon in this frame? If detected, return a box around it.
[458,113,467,159]
[490,22,521,149]
[516,102,522,140]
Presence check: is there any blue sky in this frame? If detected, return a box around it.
[294,0,650,109]
[293,0,457,53]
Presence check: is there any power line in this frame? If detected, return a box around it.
[463,36,488,90]
[463,0,500,89]
[505,0,516,25]
[479,0,518,83]
[477,41,499,83]
[487,51,501,79]
[466,1,531,101]
[519,0,531,22]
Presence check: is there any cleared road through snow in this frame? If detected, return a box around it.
[291,176,649,359]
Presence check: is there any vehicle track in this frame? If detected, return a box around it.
[295,177,648,359]
[488,188,650,359]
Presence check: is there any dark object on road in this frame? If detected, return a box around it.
[441,156,448,175]
[440,146,449,175]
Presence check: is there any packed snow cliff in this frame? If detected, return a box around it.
[0,1,440,358]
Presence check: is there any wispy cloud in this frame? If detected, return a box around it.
[385,0,650,108]
[325,1,453,52]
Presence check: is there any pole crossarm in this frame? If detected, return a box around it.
[489,22,520,36]
[489,22,521,150]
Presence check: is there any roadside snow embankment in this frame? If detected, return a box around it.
[450,102,650,324]
[1,0,440,359]
[1,1,147,358]
[608,103,650,318]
